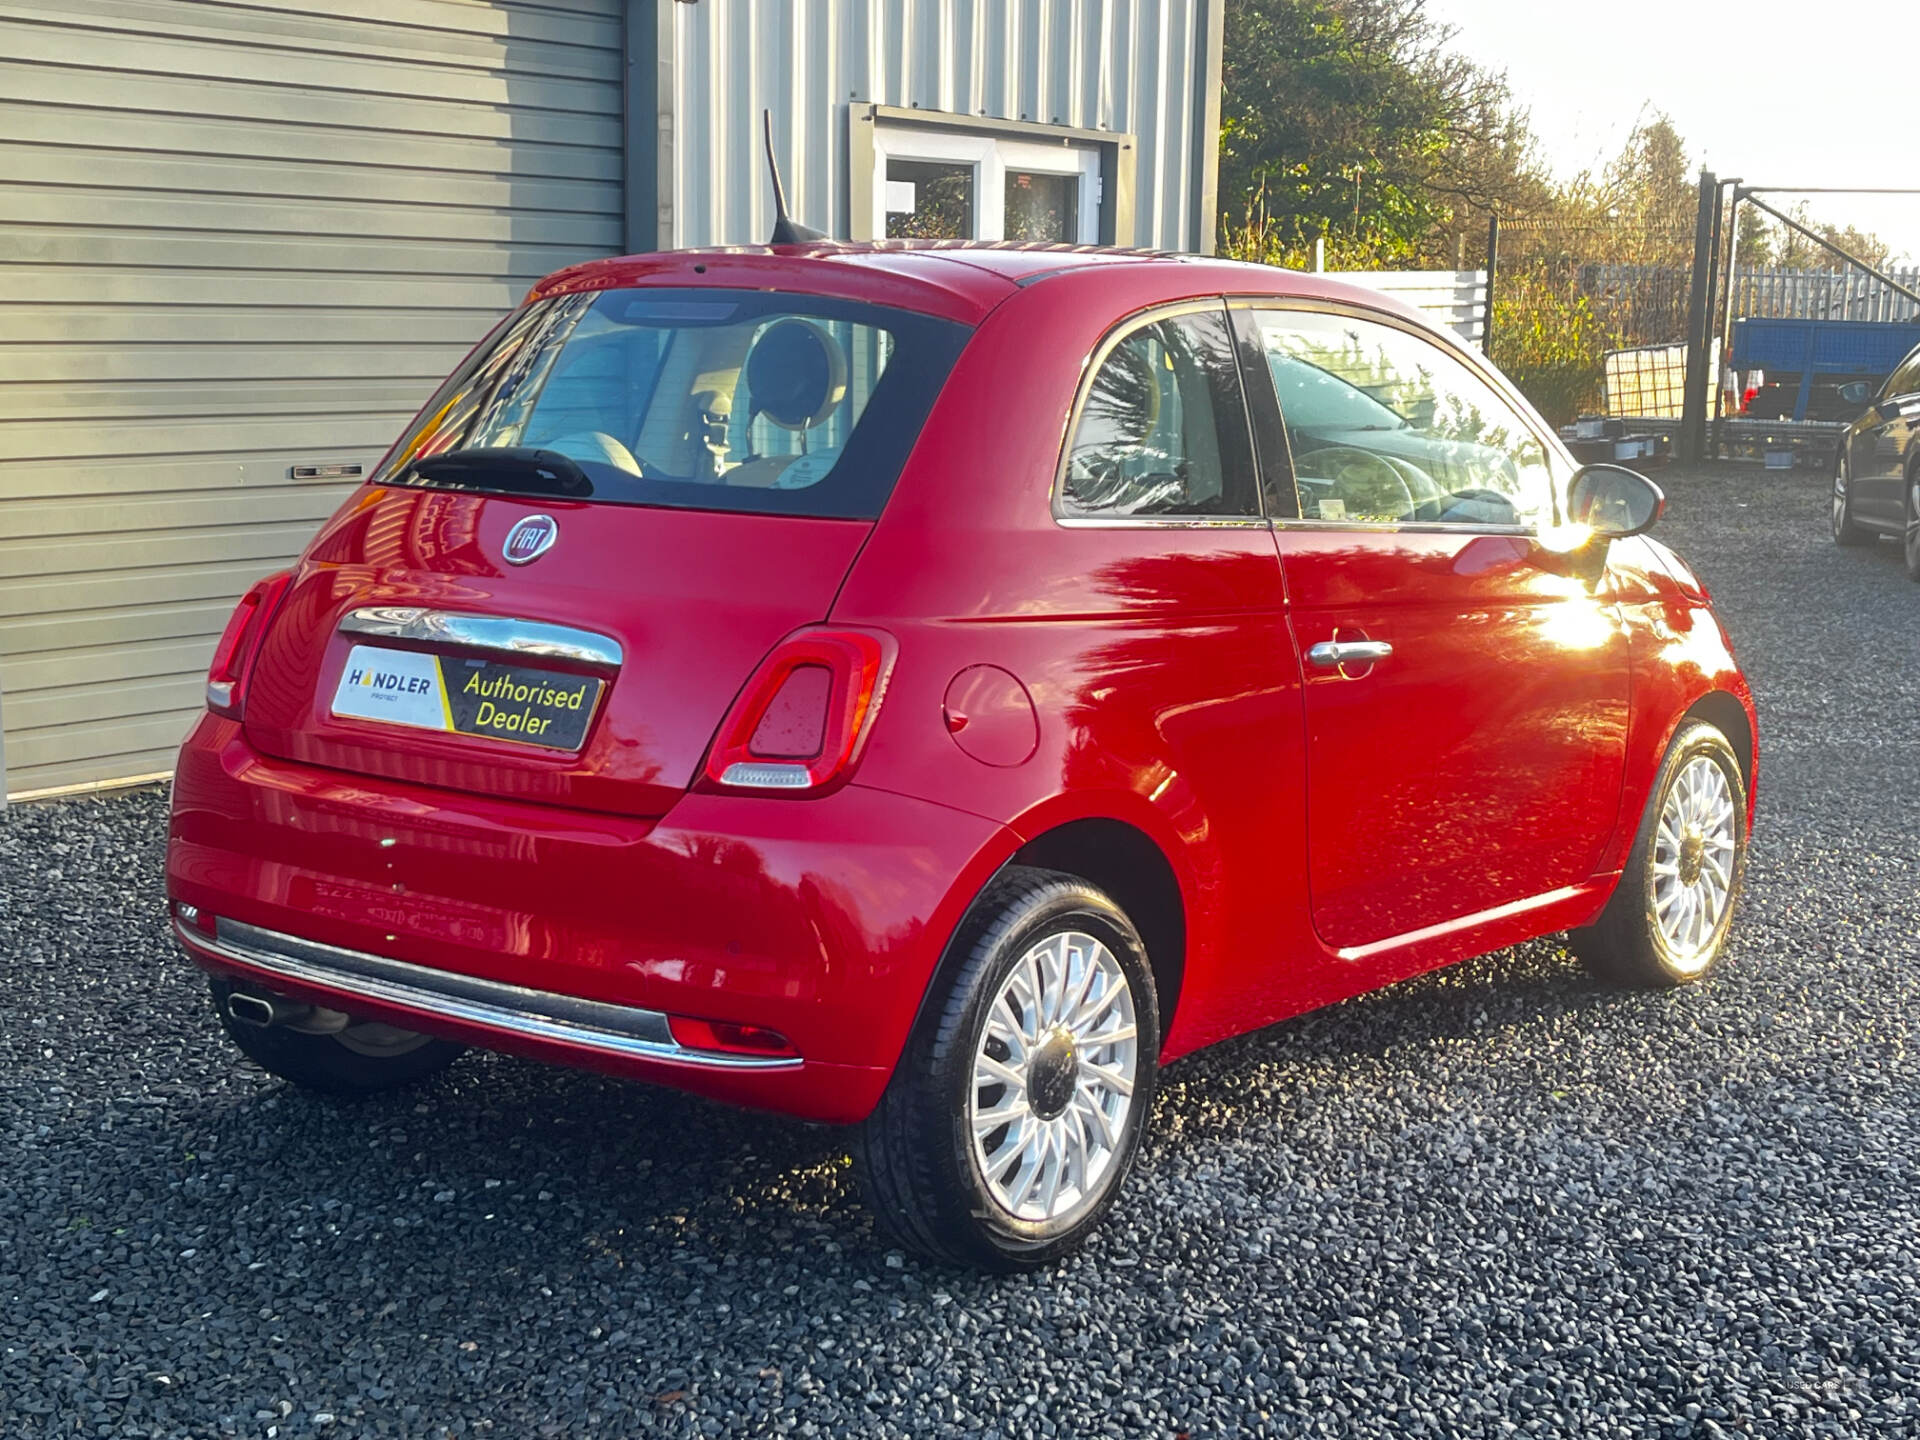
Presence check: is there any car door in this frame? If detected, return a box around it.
[1852,351,1920,525]
[1236,302,1631,951]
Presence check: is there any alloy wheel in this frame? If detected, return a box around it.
[969,930,1139,1224]
[1906,476,1920,573]
[1650,755,1738,971]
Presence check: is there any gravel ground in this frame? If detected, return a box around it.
[4,461,1918,1438]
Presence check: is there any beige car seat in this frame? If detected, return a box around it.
[725,320,849,488]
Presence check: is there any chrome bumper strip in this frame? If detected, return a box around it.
[176,917,799,1071]
[340,607,624,667]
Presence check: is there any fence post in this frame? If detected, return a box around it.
[1679,169,1717,464]
[1482,214,1499,357]
[1705,183,1725,337]
[1704,182,1728,435]
[1718,193,1744,443]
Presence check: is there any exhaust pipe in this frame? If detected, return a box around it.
[225,991,278,1027]
[224,989,350,1034]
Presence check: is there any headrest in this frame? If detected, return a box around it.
[744,319,848,431]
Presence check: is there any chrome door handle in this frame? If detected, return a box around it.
[1307,639,1393,669]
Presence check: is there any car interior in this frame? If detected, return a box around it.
[1061,317,1239,517]
[1254,317,1551,528]
[515,302,887,495]
[394,291,897,504]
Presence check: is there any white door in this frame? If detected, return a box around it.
[871,127,1101,244]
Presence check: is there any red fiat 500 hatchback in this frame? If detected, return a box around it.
[168,245,1756,1269]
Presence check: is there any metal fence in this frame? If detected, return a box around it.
[1494,222,1698,349]
[1725,265,1920,322]
[1577,264,1691,348]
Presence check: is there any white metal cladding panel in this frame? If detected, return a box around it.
[669,0,1208,252]
[1328,270,1491,346]
[0,0,625,797]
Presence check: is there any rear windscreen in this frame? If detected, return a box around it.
[372,288,972,519]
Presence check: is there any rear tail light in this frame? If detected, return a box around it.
[667,1015,800,1060]
[205,572,292,720]
[702,627,896,794]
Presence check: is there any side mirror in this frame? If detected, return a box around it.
[1838,381,1871,405]
[1567,463,1665,539]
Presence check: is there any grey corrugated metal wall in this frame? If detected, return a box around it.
[0,0,624,797]
[665,0,1215,252]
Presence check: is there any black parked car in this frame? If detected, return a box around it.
[1832,341,1920,578]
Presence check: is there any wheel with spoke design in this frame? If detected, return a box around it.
[970,929,1140,1224]
[1571,720,1748,987]
[1903,465,1920,581]
[856,867,1159,1270]
[1832,450,1871,546]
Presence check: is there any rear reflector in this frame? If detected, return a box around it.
[703,627,895,795]
[667,1015,800,1059]
[717,762,813,789]
[174,901,218,938]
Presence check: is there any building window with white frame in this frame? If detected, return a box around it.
[871,124,1102,244]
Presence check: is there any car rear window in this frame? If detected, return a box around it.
[372,288,972,520]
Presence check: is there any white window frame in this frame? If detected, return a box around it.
[871,125,1101,244]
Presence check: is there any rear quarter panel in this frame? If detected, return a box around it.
[834,269,1318,1058]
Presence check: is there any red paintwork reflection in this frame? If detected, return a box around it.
[1279,527,1630,948]
[166,247,1757,1122]
[170,715,1016,1123]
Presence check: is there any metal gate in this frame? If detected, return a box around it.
[0,0,625,798]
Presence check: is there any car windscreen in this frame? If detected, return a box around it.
[372,288,972,520]
[1264,351,1408,434]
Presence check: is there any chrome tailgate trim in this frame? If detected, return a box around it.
[340,608,624,667]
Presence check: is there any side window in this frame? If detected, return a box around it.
[1061,307,1258,519]
[1248,308,1558,528]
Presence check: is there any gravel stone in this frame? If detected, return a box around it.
[3,462,1918,1436]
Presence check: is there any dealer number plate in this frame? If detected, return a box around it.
[330,643,602,752]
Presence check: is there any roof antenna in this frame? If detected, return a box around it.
[764,109,826,246]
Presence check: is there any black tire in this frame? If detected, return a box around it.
[1570,720,1748,989]
[1903,459,1920,582]
[210,979,465,1095]
[855,866,1160,1271]
[1832,449,1872,547]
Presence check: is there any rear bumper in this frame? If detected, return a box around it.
[167,716,1018,1123]
[181,915,797,1068]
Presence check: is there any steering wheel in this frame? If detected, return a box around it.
[1307,446,1416,521]
[536,430,645,477]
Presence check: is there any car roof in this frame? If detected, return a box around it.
[530,241,1436,333]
